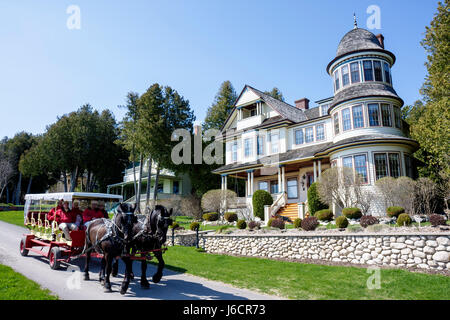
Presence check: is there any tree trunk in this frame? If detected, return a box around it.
[15,172,22,205]
[152,164,160,207]
[70,167,78,192]
[26,176,32,195]
[86,170,91,192]
[6,185,10,204]
[63,172,68,192]
[145,156,152,208]
[136,153,144,213]
[132,145,137,197]
[89,174,96,192]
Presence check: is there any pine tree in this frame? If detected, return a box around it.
[203,81,237,131]
[264,87,284,101]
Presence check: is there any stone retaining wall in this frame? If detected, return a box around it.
[202,233,450,271]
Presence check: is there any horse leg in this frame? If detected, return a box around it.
[112,258,119,277]
[152,251,165,283]
[140,260,149,289]
[120,257,132,295]
[104,253,113,292]
[83,249,91,281]
[99,257,106,283]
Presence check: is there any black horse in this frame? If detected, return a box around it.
[83,203,137,294]
[112,205,172,289]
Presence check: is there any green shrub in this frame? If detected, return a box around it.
[189,222,200,231]
[293,218,302,229]
[314,209,333,221]
[397,213,412,226]
[236,219,247,229]
[170,222,180,229]
[335,216,349,228]
[224,212,238,222]
[202,212,218,221]
[252,190,273,220]
[307,182,328,215]
[387,206,405,218]
[342,207,362,219]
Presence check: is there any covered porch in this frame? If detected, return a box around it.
[220,157,330,221]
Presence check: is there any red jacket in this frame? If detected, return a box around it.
[55,208,76,224]
[47,206,62,222]
[70,208,83,219]
[82,208,104,223]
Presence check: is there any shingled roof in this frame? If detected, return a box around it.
[330,82,403,108]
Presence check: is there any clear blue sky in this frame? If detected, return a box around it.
[0,0,439,138]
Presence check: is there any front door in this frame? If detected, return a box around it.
[287,178,299,203]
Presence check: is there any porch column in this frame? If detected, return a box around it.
[313,161,317,182]
[318,160,322,179]
[250,171,254,195]
[281,165,285,193]
[221,174,228,213]
[277,166,281,193]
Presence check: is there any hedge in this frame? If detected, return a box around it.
[342,207,362,220]
[314,209,333,221]
[252,190,273,220]
[387,206,405,218]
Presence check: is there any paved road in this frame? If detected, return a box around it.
[0,221,282,300]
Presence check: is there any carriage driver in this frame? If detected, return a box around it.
[82,200,105,228]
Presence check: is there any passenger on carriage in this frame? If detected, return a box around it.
[56,201,78,241]
[98,201,109,219]
[71,201,83,229]
[47,199,63,222]
[82,200,105,228]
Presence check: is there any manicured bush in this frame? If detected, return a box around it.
[224,212,238,222]
[189,222,200,231]
[293,218,302,229]
[342,207,362,219]
[170,222,180,229]
[307,182,328,215]
[248,221,261,230]
[314,209,333,221]
[335,216,349,228]
[429,214,446,227]
[236,219,247,229]
[301,216,319,231]
[397,213,412,227]
[359,215,379,228]
[397,213,412,226]
[269,218,285,229]
[252,190,273,220]
[202,212,218,221]
[387,206,405,218]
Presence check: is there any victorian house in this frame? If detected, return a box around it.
[213,26,418,219]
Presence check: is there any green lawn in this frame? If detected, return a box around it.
[0,210,25,227]
[0,264,57,300]
[156,246,450,300]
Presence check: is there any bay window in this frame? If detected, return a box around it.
[373,61,383,81]
[334,113,340,135]
[383,62,392,85]
[350,62,360,83]
[334,70,340,91]
[352,105,364,128]
[257,136,265,156]
[342,108,351,131]
[381,104,392,127]
[374,152,402,180]
[270,132,279,154]
[232,142,238,162]
[368,104,380,126]
[354,154,368,183]
[363,60,374,81]
[342,65,350,86]
[394,107,402,129]
[244,138,253,157]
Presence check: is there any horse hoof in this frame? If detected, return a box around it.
[140,280,150,289]
[152,274,162,283]
[84,273,90,281]
[104,284,112,292]
[120,288,127,295]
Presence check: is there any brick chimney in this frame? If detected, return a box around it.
[376,34,385,49]
[295,98,309,110]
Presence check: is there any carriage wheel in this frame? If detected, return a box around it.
[20,236,29,257]
[49,247,61,270]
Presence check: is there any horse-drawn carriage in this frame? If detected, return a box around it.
[20,192,171,294]
[20,192,123,269]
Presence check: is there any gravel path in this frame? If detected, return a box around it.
[0,221,283,300]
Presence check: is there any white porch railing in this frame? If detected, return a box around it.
[268,192,287,217]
